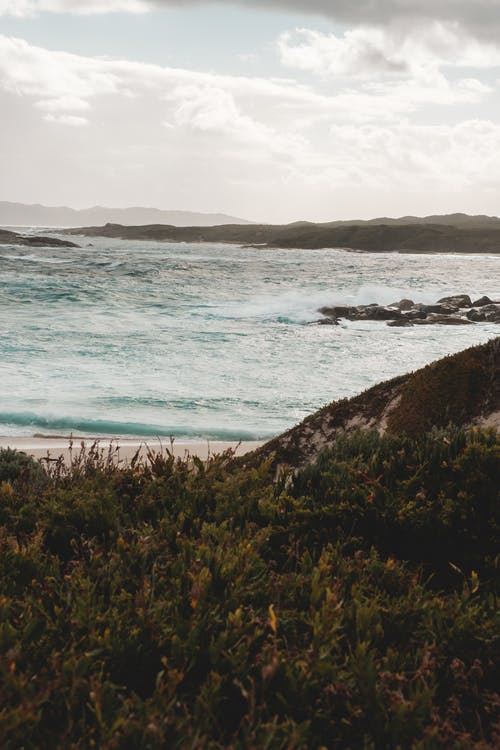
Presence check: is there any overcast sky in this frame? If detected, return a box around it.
[1,0,500,222]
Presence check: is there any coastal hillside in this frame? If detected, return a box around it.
[251,337,500,469]
[66,215,500,252]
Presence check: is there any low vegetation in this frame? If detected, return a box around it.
[0,427,499,749]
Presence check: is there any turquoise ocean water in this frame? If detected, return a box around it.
[1,233,498,440]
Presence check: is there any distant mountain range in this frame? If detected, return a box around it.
[65,213,500,253]
[0,202,252,228]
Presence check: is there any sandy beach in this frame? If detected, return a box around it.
[0,436,265,464]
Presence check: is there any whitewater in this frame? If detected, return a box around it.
[1,234,498,440]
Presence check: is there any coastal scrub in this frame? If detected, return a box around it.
[0,429,498,748]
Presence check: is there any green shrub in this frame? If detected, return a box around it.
[0,448,47,486]
[0,431,498,749]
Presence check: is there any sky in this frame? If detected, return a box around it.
[1,1,500,223]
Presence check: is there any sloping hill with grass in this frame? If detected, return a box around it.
[251,337,500,469]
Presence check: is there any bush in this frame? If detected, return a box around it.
[0,448,47,486]
[0,431,498,749]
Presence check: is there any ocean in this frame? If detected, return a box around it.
[1,233,498,440]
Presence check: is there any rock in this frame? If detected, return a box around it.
[317,293,495,327]
[387,318,413,327]
[413,314,473,325]
[415,303,458,315]
[402,309,427,320]
[478,304,500,314]
[310,317,339,326]
[398,298,415,311]
[318,305,356,318]
[468,303,500,322]
[388,298,415,311]
[472,295,493,307]
[317,304,401,321]
[484,306,500,323]
[0,228,79,248]
[436,294,472,308]
[361,306,402,321]
[467,309,486,322]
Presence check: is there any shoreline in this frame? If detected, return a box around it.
[0,436,265,463]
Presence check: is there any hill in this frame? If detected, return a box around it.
[251,337,500,469]
[0,202,252,228]
[65,216,500,253]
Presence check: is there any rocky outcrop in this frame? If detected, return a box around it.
[246,338,499,470]
[318,304,403,322]
[0,229,79,249]
[316,293,500,327]
[472,296,493,307]
[437,294,472,307]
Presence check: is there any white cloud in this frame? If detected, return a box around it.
[278,27,407,79]
[42,112,88,125]
[0,34,312,148]
[165,84,307,156]
[1,29,494,135]
[276,22,499,112]
[34,95,91,111]
[0,36,122,100]
[278,23,500,80]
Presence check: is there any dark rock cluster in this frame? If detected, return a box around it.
[0,228,79,249]
[316,294,500,327]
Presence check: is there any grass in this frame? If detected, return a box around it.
[387,339,500,435]
[0,428,499,749]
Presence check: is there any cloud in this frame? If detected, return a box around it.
[276,22,500,112]
[2,1,500,44]
[34,95,91,111]
[278,24,500,80]
[42,112,88,125]
[0,33,316,149]
[278,27,408,79]
[0,36,122,101]
[0,28,496,145]
[167,84,271,141]
[1,31,499,220]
